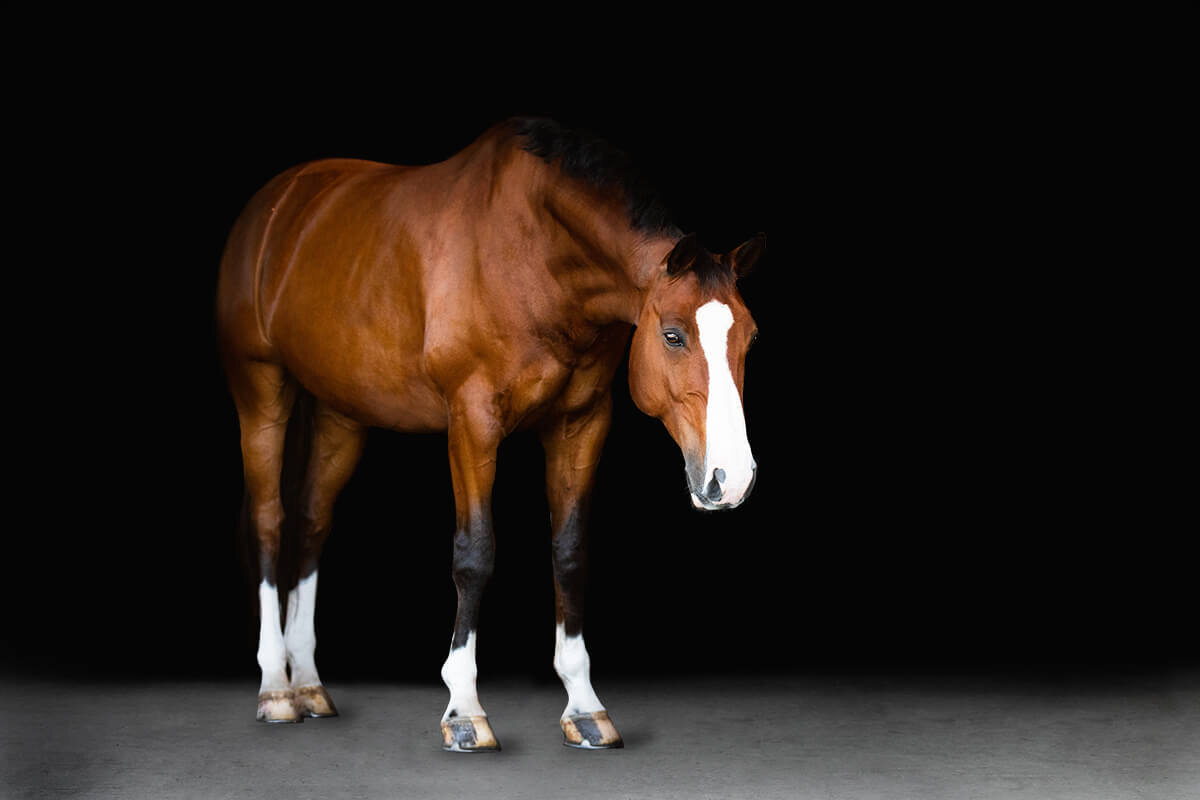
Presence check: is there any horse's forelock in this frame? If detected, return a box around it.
[664,234,736,293]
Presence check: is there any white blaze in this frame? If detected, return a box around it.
[695,300,755,507]
[441,631,486,720]
[553,623,606,718]
[284,571,322,689]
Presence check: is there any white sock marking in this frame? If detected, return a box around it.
[284,571,322,689]
[554,623,605,718]
[695,300,756,506]
[256,580,289,693]
[441,631,486,720]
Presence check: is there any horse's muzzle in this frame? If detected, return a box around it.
[690,465,756,511]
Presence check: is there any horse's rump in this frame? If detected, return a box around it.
[219,157,450,431]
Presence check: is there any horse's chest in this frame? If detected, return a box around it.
[427,321,628,433]
[506,329,630,429]
[493,356,576,432]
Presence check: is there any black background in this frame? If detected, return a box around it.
[6,19,1188,686]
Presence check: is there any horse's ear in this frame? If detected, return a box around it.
[724,233,767,279]
[665,233,704,276]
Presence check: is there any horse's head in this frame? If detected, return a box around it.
[629,233,765,511]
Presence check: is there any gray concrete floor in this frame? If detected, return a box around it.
[2,672,1198,799]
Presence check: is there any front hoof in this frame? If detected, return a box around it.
[257,690,302,723]
[561,711,623,749]
[294,685,338,718]
[441,715,501,752]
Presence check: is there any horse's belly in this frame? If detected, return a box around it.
[269,264,448,432]
[324,373,448,433]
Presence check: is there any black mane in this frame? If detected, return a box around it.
[512,117,681,237]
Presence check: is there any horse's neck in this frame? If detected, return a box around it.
[536,180,677,326]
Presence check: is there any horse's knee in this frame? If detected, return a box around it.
[452,556,494,590]
[551,539,585,584]
[550,509,586,573]
[451,527,495,588]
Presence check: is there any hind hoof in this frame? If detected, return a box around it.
[562,711,623,749]
[257,690,302,723]
[441,715,501,752]
[294,685,338,718]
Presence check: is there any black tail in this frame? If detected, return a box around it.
[238,485,256,620]
[278,388,316,606]
[238,386,316,620]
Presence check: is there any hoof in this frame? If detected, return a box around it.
[561,711,623,749]
[294,685,338,718]
[441,715,501,752]
[257,690,302,723]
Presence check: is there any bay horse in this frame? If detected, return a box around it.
[216,118,764,751]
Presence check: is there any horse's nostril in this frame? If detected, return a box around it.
[706,473,723,502]
[713,468,726,484]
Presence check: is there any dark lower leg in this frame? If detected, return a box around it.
[440,401,502,751]
[442,512,495,717]
[542,403,622,747]
[439,511,500,751]
[551,504,605,717]
[551,505,587,635]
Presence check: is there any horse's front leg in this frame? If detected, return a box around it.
[439,393,503,752]
[541,396,623,749]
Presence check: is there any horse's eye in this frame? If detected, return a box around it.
[663,330,686,349]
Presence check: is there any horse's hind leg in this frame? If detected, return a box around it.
[228,359,301,723]
[285,402,365,718]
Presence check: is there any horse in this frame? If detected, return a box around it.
[216,117,764,751]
